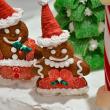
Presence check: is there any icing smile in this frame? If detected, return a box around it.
[3,37,22,44]
[49,55,69,62]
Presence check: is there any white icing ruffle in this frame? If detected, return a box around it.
[36,86,89,96]
[36,30,70,47]
[0,8,23,29]
[0,59,37,67]
[45,58,74,68]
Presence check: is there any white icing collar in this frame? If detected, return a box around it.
[45,58,74,68]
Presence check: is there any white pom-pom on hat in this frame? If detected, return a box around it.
[37,0,51,6]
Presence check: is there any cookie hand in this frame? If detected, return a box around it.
[74,56,90,76]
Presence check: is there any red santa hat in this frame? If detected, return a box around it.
[37,0,70,47]
[0,0,23,29]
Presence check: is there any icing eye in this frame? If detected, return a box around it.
[51,50,56,55]
[15,29,20,34]
[4,29,10,34]
[61,48,67,54]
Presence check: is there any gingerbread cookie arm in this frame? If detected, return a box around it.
[33,58,44,78]
[34,46,43,60]
[74,56,90,76]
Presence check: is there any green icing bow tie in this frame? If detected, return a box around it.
[12,41,32,53]
[51,80,68,86]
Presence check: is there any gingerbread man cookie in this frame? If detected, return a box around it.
[0,0,42,86]
[36,0,90,96]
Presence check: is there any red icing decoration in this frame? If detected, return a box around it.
[13,67,20,73]
[0,0,15,19]
[0,66,36,80]
[13,72,20,79]
[38,69,87,89]
[18,50,23,56]
[42,4,62,38]
[25,39,37,61]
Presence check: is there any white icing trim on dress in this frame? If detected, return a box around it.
[0,59,37,67]
[49,55,69,62]
[33,62,44,78]
[36,86,89,96]
[0,8,23,29]
[45,58,74,68]
[77,60,83,77]
[3,37,22,44]
[36,30,70,47]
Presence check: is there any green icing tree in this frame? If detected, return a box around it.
[54,0,105,70]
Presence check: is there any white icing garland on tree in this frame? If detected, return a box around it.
[89,39,98,51]
[98,22,105,33]
[69,22,75,33]
[84,7,92,16]
[79,0,87,4]
[66,9,71,17]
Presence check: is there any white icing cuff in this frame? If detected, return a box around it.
[0,8,23,29]
[36,87,89,96]
[38,0,51,6]
[36,30,70,47]
[0,59,37,67]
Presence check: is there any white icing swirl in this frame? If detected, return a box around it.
[77,60,83,77]
[36,30,70,47]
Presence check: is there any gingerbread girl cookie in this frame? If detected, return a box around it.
[36,0,90,96]
[0,0,42,87]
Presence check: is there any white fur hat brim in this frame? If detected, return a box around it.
[0,8,23,29]
[36,30,70,47]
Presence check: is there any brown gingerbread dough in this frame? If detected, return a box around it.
[0,21,42,60]
[38,41,90,77]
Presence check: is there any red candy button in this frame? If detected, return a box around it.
[13,73,20,79]
[13,67,20,73]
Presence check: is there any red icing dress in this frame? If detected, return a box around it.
[0,39,37,80]
[38,69,87,89]
[37,68,88,96]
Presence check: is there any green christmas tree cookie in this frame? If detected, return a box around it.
[54,0,105,70]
